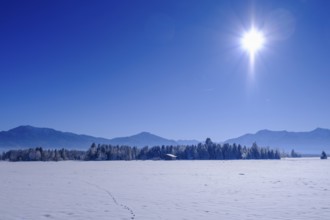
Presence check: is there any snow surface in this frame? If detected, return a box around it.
[0,158,329,220]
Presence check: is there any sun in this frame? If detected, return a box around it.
[241,27,265,62]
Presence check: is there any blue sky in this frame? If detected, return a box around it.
[1,0,330,141]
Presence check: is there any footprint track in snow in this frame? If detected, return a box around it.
[84,181,136,219]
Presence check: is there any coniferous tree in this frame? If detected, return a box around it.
[321,151,327,159]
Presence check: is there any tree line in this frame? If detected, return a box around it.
[0,147,85,162]
[0,139,280,161]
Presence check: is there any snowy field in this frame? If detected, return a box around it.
[0,158,329,220]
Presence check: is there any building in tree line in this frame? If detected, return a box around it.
[164,154,177,160]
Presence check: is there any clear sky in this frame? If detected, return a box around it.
[1,0,330,141]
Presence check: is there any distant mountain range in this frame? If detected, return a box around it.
[1,126,329,154]
[0,126,200,150]
[225,128,330,154]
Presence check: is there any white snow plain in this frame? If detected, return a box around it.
[0,158,329,220]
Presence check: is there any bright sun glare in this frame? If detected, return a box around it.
[241,27,265,63]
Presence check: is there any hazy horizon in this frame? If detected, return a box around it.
[1,124,329,144]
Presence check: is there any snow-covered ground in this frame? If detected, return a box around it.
[0,158,329,220]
